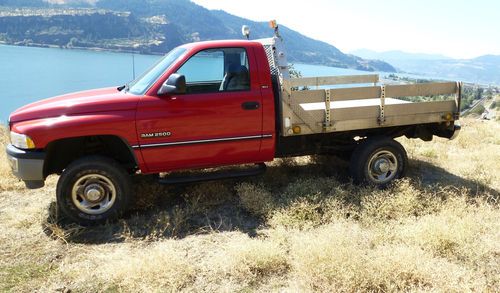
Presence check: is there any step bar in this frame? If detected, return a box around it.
[158,163,267,185]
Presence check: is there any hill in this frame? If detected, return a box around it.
[353,49,500,85]
[390,56,500,85]
[0,0,396,72]
[351,49,452,61]
[0,119,499,291]
[200,10,395,72]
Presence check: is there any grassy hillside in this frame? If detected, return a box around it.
[0,120,499,292]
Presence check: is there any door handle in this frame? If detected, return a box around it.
[242,101,260,110]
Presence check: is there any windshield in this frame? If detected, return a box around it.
[127,47,187,95]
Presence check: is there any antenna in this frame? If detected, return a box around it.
[132,53,136,80]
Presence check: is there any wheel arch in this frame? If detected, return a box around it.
[43,135,138,178]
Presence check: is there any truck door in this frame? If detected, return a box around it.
[136,47,266,172]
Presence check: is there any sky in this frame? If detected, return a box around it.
[191,0,499,59]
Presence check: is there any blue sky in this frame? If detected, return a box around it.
[192,0,499,59]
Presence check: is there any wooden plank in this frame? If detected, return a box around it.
[385,82,457,98]
[281,102,315,134]
[306,105,380,121]
[290,90,325,104]
[332,106,380,120]
[326,119,382,132]
[329,86,381,101]
[288,102,323,132]
[294,107,325,125]
[290,86,381,105]
[286,74,379,88]
[327,113,446,132]
[383,113,447,127]
[385,100,457,116]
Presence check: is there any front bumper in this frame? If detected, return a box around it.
[6,144,46,189]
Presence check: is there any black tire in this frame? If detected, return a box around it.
[349,138,408,186]
[335,150,354,161]
[56,156,132,225]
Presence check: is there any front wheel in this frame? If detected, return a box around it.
[56,156,132,225]
[349,138,408,186]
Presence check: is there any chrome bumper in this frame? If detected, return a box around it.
[5,144,46,189]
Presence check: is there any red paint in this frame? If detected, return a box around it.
[8,40,277,174]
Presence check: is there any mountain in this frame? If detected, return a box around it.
[352,48,500,85]
[351,49,451,61]
[0,0,396,72]
[387,55,500,85]
[473,55,500,64]
[209,10,395,72]
[399,55,500,85]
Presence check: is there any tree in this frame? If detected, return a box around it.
[475,88,483,100]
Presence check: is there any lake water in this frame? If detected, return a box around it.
[0,44,432,122]
[0,45,159,122]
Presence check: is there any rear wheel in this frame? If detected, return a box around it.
[56,156,132,225]
[349,138,407,186]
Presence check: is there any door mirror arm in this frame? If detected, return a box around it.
[158,73,187,95]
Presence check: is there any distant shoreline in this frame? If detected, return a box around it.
[0,41,166,56]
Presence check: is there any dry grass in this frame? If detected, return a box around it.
[0,127,25,192]
[0,119,499,292]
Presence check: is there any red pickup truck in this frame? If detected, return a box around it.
[6,26,461,225]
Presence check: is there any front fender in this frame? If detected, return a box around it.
[11,111,138,149]
[10,111,147,172]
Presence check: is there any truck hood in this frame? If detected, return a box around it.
[9,87,140,123]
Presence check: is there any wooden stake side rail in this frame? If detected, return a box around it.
[280,75,462,136]
[283,74,379,89]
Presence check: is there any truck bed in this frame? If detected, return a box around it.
[280,74,461,135]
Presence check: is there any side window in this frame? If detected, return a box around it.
[177,48,250,94]
[178,50,224,84]
[220,48,250,92]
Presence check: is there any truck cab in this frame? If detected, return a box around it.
[133,41,276,173]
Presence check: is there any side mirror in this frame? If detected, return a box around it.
[157,73,187,95]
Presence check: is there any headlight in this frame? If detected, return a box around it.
[10,131,36,149]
